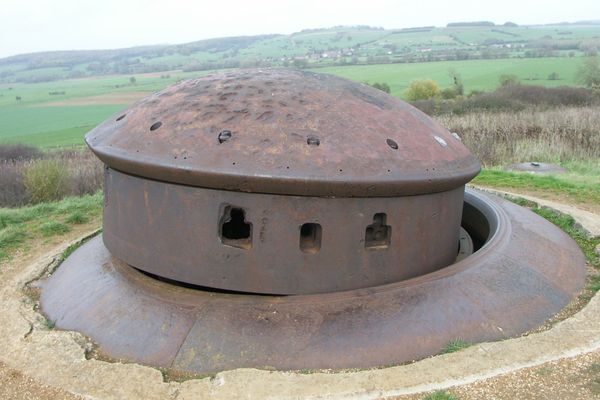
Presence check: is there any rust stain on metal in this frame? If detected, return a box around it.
[84,69,480,295]
[86,69,480,197]
[41,191,586,374]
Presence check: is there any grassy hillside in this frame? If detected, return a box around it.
[2,23,600,84]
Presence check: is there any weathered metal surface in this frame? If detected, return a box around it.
[40,190,586,374]
[41,69,585,375]
[86,69,480,197]
[103,167,464,294]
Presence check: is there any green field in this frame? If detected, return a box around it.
[320,57,583,96]
[0,56,591,147]
[0,71,212,147]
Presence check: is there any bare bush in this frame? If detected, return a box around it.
[23,159,71,203]
[412,85,598,115]
[0,147,103,207]
[438,106,600,166]
[0,161,30,207]
[58,150,104,196]
[0,144,42,162]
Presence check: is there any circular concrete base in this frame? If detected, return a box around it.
[40,190,585,374]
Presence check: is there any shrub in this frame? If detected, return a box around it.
[496,84,596,107]
[0,161,29,207]
[461,91,524,112]
[410,99,438,115]
[499,74,520,87]
[370,82,391,93]
[0,225,28,260]
[467,89,484,97]
[65,211,89,225]
[69,158,103,196]
[405,79,441,101]
[548,72,560,80]
[441,87,459,99]
[0,225,27,249]
[0,147,103,207]
[0,144,41,162]
[422,391,458,400]
[577,56,600,88]
[23,159,71,203]
[442,339,471,354]
[438,106,600,166]
[419,84,599,116]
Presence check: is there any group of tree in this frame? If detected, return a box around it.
[403,69,464,101]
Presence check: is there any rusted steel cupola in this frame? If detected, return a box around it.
[86,69,480,295]
[41,69,585,374]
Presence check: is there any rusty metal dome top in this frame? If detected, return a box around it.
[86,69,480,197]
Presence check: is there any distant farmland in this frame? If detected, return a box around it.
[0,56,590,147]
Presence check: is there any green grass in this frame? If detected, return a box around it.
[65,211,90,225]
[441,339,471,354]
[422,390,459,400]
[39,221,71,237]
[533,207,600,290]
[473,168,600,206]
[319,57,584,97]
[0,193,102,262]
[0,72,200,108]
[0,225,28,260]
[0,105,122,147]
[0,193,101,228]
[506,196,600,292]
[2,125,94,148]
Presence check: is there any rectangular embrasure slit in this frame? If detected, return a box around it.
[300,223,322,254]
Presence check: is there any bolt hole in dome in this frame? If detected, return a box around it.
[116,114,126,121]
[307,136,320,146]
[149,121,162,131]
[218,130,232,143]
[386,138,398,149]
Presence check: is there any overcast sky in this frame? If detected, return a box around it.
[1,0,599,59]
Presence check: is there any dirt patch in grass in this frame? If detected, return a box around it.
[389,349,600,400]
[481,185,600,216]
[37,92,148,107]
[0,361,83,400]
